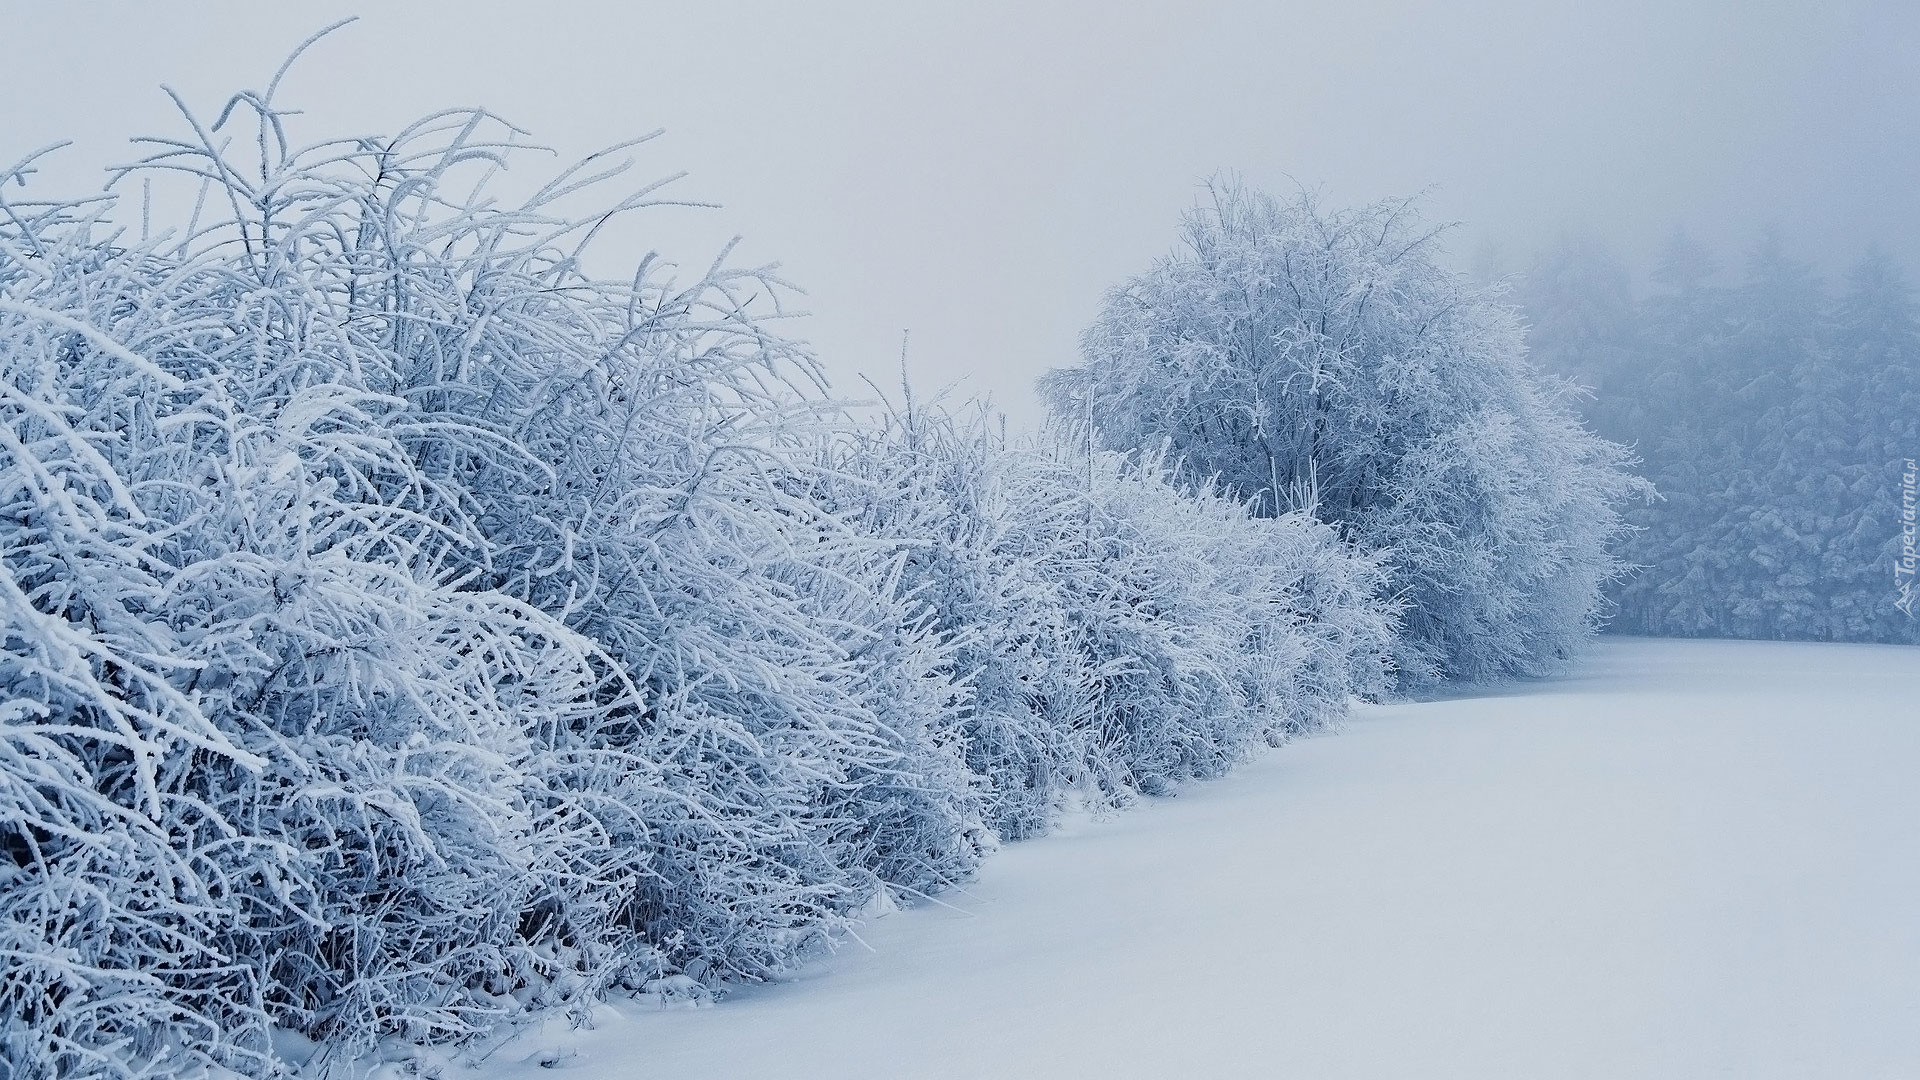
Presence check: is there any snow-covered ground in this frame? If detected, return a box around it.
[474,637,1920,1079]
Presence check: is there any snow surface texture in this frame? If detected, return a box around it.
[467,638,1920,1080]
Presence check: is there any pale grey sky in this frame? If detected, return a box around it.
[5,1,1915,425]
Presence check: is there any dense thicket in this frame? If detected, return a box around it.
[0,83,1395,1077]
[1520,233,1920,643]
[1042,184,1647,685]
[812,405,1395,838]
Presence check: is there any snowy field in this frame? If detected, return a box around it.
[471,637,1920,1079]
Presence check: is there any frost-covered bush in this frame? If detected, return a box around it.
[1043,182,1648,685]
[3,61,1396,1080]
[816,402,1394,834]
[1050,448,1393,794]
[0,60,990,1074]
[0,148,650,1076]
[809,408,1090,840]
[251,124,994,982]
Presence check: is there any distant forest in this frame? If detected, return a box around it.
[1517,235,1920,644]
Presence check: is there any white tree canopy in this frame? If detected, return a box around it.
[1043,182,1647,683]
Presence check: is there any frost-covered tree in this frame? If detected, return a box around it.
[1043,183,1646,684]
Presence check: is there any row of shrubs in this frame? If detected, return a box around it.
[0,89,1400,1077]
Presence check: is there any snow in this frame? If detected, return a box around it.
[470,637,1920,1079]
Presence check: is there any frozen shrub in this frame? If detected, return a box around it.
[0,48,988,1074]
[2,50,1400,1080]
[818,401,1394,834]
[0,150,650,1073]
[1055,449,1393,796]
[809,405,1090,840]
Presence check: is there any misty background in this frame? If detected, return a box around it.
[4,6,1917,1075]
[4,0,1916,426]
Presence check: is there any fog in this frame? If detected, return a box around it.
[5,0,1915,425]
[5,8,1916,1074]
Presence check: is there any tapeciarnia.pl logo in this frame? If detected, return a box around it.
[1897,457,1916,618]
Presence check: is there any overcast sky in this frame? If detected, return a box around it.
[6,1,1915,425]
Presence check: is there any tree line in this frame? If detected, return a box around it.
[1519,232,1920,644]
